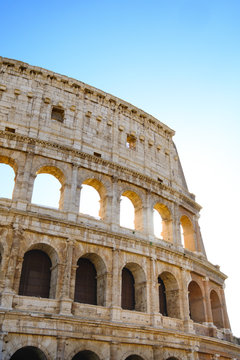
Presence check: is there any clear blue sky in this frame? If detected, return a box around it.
[1,0,240,336]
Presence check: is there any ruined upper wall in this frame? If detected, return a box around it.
[0,57,191,199]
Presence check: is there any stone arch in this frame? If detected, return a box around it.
[32,165,66,209]
[180,215,195,251]
[9,346,48,360]
[80,178,107,220]
[0,155,18,174]
[0,155,17,199]
[74,253,107,306]
[18,243,59,299]
[154,202,173,242]
[121,350,147,360]
[158,271,181,318]
[210,289,224,328]
[121,262,147,312]
[188,280,206,323]
[72,350,100,360]
[120,190,143,231]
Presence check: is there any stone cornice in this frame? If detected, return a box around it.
[0,56,175,138]
[1,310,239,352]
[0,204,225,282]
[0,130,202,212]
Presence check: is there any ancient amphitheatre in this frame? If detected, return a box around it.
[0,57,239,359]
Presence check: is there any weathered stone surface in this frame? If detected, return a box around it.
[0,57,239,359]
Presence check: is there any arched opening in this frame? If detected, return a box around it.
[79,178,106,220]
[121,262,147,312]
[74,253,107,306]
[158,272,180,318]
[180,215,195,251]
[154,203,172,242]
[31,166,64,209]
[125,356,145,360]
[72,350,100,360]
[153,209,163,238]
[121,267,135,310]
[188,280,205,323]
[120,195,135,229]
[0,162,16,199]
[10,346,47,360]
[79,184,100,219]
[19,250,52,298]
[74,258,97,305]
[120,190,143,231]
[158,276,167,316]
[210,290,224,328]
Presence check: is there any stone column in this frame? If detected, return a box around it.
[1,225,23,309]
[181,269,194,333]
[188,349,199,360]
[111,248,121,321]
[219,286,231,330]
[110,341,120,360]
[56,336,66,360]
[0,332,7,360]
[202,277,213,324]
[59,240,74,315]
[13,153,34,211]
[149,257,160,326]
[172,204,182,247]
[152,345,163,360]
[110,177,120,232]
[67,164,80,221]
[143,191,154,240]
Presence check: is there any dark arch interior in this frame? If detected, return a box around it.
[19,250,52,298]
[72,350,100,360]
[121,267,135,310]
[10,346,47,360]
[188,281,205,323]
[125,356,144,360]
[158,276,168,316]
[74,258,97,305]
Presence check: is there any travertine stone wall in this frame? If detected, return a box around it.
[0,58,239,360]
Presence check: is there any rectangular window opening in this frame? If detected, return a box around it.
[126,135,136,150]
[51,107,64,122]
[5,127,15,133]
[94,152,101,158]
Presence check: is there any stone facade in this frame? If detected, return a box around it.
[0,57,239,360]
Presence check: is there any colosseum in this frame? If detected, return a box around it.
[0,57,239,360]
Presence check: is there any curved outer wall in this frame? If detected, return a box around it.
[0,57,239,360]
